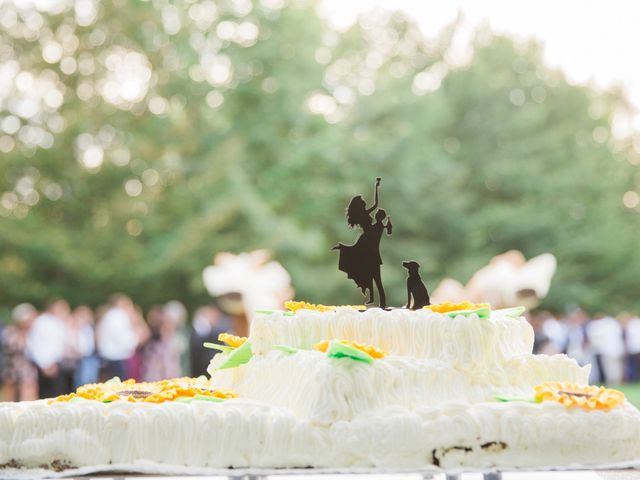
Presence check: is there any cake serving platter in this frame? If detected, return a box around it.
[3,462,640,480]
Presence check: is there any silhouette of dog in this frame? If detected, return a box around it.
[402,260,430,310]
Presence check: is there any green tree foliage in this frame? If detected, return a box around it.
[0,0,639,314]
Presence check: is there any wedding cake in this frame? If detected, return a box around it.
[2,179,639,475]
[1,301,639,475]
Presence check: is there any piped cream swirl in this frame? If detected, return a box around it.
[249,308,533,365]
[212,350,590,423]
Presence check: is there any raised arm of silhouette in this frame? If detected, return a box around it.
[365,177,381,215]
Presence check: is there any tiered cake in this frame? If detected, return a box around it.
[210,304,639,468]
[2,303,639,475]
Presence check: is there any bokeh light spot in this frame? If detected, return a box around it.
[42,42,63,64]
[623,191,640,209]
[148,96,168,115]
[206,90,224,108]
[126,218,143,236]
[509,88,526,106]
[592,126,609,144]
[124,178,143,197]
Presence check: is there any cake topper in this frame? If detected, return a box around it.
[402,260,431,309]
[332,177,392,308]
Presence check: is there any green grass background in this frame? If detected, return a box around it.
[617,383,640,408]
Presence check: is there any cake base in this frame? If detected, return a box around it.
[2,398,640,476]
[1,462,640,480]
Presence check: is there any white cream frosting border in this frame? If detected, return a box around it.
[212,350,590,423]
[1,399,640,472]
[249,308,534,365]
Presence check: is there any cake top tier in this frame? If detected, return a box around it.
[249,306,533,366]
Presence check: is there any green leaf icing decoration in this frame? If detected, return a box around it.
[326,340,374,364]
[495,394,539,403]
[255,309,293,316]
[175,395,225,403]
[273,344,299,354]
[495,306,526,318]
[445,306,491,319]
[215,341,253,370]
[193,394,225,403]
[174,396,193,403]
[203,342,234,353]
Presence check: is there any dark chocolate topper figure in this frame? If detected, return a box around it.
[402,260,431,310]
[333,177,392,308]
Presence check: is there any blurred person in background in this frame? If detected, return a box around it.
[126,303,151,381]
[587,313,625,385]
[540,311,568,354]
[71,306,99,388]
[96,294,141,381]
[190,305,231,377]
[621,312,640,382]
[564,308,593,370]
[1,304,38,401]
[140,305,165,381]
[164,300,189,376]
[0,320,3,396]
[26,299,71,398]
[58,306,83,395]
[141,305,181,381]
[527,311,550,354]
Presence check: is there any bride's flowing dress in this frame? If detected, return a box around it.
[336,225,381,293]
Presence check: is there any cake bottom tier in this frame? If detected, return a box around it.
[1,399,640,474]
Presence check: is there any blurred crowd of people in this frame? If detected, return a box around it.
[3,299,640,401]
[0,295,232,401]
[530,309,640,385]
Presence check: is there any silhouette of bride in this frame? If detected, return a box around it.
[332,177,392,308]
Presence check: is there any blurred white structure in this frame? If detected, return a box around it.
[202,250,294,323]
[432,250,557,309]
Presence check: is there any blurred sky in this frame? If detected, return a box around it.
[321,0,640,137]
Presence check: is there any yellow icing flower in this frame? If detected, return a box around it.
[534,382,625,411]
[314,339,387,359]
[50,377,237,404]
[218,333,247,348]
[285,301,367,313]
[424,301,490,313]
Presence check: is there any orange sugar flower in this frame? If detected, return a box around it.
[424,301,491,314]
[285,301,367,313]
[314,339,387,359]
[50,377,237,404]
[218,333,247,348]
[286,301,337,312]
[534,382,625,411]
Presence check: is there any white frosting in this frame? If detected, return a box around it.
[1,399,640,470]
[211,351,590,423]
[249,308,534,365]
[2,307,639,474]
